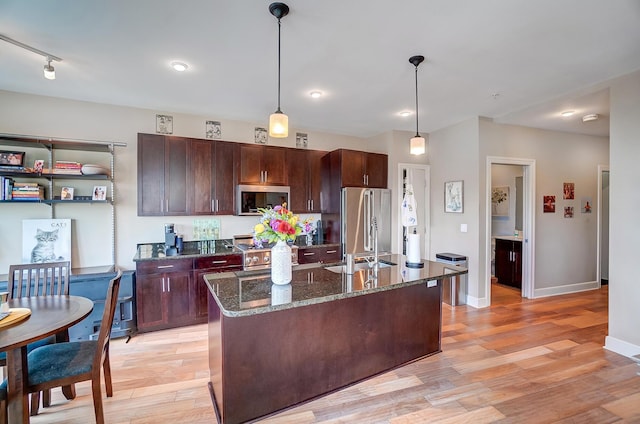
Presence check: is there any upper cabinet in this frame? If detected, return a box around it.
[238,144,287,185]
[286,149,324,213]
[189,139,237,215]
[138,134,237,216]
[325,149,388,189]
[138,134,189,216]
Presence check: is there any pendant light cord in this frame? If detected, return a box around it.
[276,17,282,113]
[414,64,420,137]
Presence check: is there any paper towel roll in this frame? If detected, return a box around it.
[407,233,421,264]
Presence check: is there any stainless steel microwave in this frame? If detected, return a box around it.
[237,185,290,216]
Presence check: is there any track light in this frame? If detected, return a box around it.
[409,55,426,156]
[0,34,62,80]
[44,58,55,80]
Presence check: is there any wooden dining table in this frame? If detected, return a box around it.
[0,295,94,424]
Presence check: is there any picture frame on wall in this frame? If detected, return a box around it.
[156,114,173,134]
[254,127,267,144]
[444,180,463,213]
[491,186,510,217]
[205,120,222,139]
[22,218,72,265]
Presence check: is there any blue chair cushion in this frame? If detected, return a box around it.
[0,335,56,362]
[26,341,97,386]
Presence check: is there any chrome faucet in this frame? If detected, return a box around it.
[365,216,379,275]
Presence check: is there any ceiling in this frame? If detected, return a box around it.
[1,0,639,139]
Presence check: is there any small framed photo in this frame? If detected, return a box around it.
[206,120,222,139]
[156,114,173,134]
[0,150,25,167]
[33,159,45,173]
[444,180,463,213]
[61,187,74,200]
[92,186,107,201]
[255,127,267,144]
[296,132,308,148]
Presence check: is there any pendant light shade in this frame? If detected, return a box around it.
[43,58,56,80]
[409,55,426,156]
[268,2,289,138]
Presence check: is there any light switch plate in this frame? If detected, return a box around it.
[460,223,468,233]
[427,280,437,288]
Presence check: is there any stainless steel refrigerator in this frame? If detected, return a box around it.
[341,187,392,257]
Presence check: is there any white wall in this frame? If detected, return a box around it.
[605,70,640,358]
[0,90,373,271]
[428,118,482,301]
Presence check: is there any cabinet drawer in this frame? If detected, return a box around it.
[321,248,341,263]
[136,258,193,275]
[194,254,243,270]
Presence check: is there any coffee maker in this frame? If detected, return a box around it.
[164,223,178,256]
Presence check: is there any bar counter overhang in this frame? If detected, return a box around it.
[204,255,467,424]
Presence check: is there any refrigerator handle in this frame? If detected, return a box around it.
[364,190,372,251]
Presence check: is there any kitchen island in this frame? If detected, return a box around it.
[204,255,467,424]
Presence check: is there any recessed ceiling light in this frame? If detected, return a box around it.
[399,111,412,117]
[582,113,599,122]
[309,91,323,98]
[170,61,189,72]
[560,110,575,117]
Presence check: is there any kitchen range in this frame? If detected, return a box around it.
[233,234,298,270]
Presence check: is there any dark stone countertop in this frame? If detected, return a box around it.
[203,254,468,317]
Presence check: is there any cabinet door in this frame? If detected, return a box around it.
[137,134,165,215]
[308,150,325,212]
[513,241,523,288]
[340,150,366,187]
[213,141,237,215]
[136,274,166,330]
[239,144,264,184]
[164,137,189,215]
[494,239,513,287]
[365,153,388,188]
[190,139,215,215]
[262,146,287,185]
[164,271,193,326]
[286,149,310,212]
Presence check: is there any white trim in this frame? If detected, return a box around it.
[485,156,536,305]
[596,165,609,287]
[465,294,490,309]
[604,336,640,359]
[533,280,600,298]
[397,163,430,261]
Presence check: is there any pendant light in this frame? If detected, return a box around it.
[409,55,426,155]
[268,2,290,138]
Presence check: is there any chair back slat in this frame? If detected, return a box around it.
[7,261,70,298]
[93,269,122,370]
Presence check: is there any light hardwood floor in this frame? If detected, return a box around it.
[31,284,640,423]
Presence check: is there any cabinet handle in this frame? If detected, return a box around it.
[326,250,337,254]
[303,252,316,256]
[363,175,366,185]
[212,200,215,212]
[209,260,228,265]
[167,277,171,292]
[157,265,174,269]
[160,199,164,213]
[162,277,165,292]
[310,199,314,210]
[215,199,219,212]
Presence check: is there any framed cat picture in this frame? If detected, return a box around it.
[22,219,72,265]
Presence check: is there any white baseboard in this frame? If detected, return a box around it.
[464,295,489,309]
[604,336,640,359]
[533,280,600,298]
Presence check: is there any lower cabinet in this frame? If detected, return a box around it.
[298,245,341,264]
[136,254,243,332]
[494,238,522,289]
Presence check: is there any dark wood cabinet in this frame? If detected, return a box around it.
[495,238,522,289]
[238,144,287,185]
[297,245,341,264]
[286,149,325,213]
[192,254,243,321]
[327,149,388,189]
[136,258,194,331]
[137,134,189,216]
[189,139,237,215]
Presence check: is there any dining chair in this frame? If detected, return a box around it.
[2,260,71,415]
[0,269,122,424]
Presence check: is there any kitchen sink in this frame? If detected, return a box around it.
[324,259,396,274]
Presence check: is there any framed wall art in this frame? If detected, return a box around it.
[491,186,510,217]
[22,219,72,265]
[156,114,173,134]
[444,180,463,213]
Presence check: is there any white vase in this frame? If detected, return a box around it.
[271,240,292,285]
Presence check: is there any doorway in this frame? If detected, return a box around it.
[597,166,609,286]
[397,164,430,261]
[486,157,536,303]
